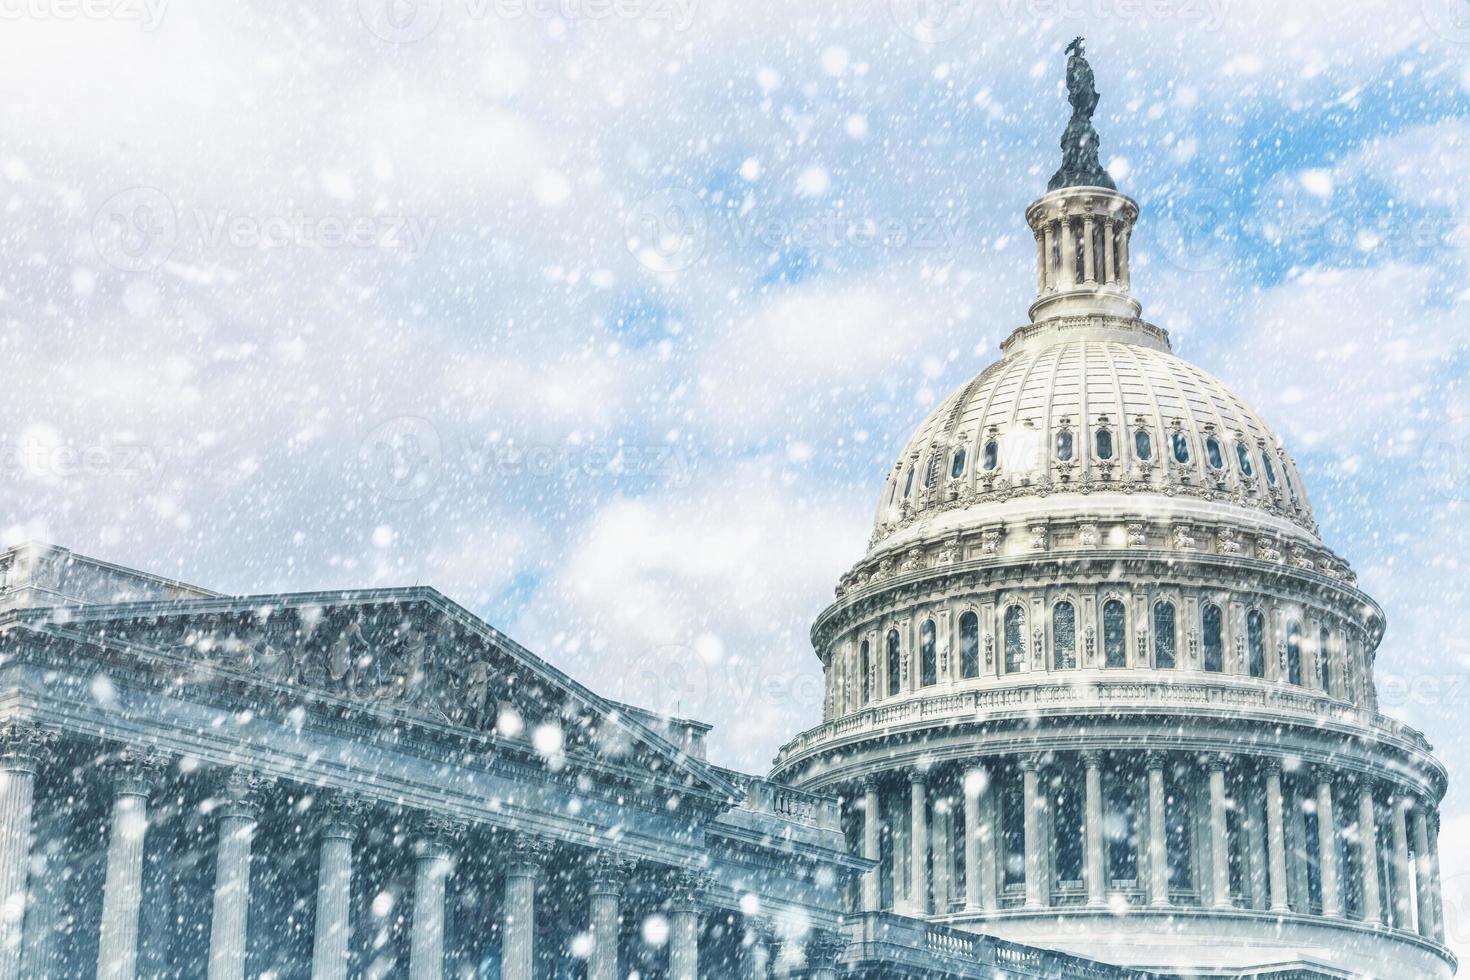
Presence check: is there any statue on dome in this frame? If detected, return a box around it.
[1048,37,1116,191]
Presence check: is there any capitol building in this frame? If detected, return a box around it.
[0,48,1452,980]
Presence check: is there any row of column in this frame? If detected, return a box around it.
[1034,212,1131,294]
[853,750,1444,943]
[0,726,723,980]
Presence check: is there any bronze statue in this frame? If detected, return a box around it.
[1049,37,1116,191]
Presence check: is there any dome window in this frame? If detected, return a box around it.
[1202,603,1223,673]
[920,620,938,687]
[1262,452,1277,485]
[1004,605,1025,673]
[1246,611,1266,678]
[1154,601,1176,669]
[982,439,999,472]
[902,466,915,499]
[1318,626,1331,692]
[951,446,967,480]
[959,611,980,679]
[1095,429,1114,460]
[1102,600,1126,668]
[859,640,871,704]
[1134,429,1153,461]
[1053,601,1076,669]
[1286,621,1302,686]
[1235,441,1254,477]
[1055,429,1074,462]
[1171,432,1190,464]
[1204,436,1224,470]
[886,630,901,697]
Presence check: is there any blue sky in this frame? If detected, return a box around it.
[1,0,1469,952]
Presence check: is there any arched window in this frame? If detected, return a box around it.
[983,439,999,472]
[1056,430,1074,462]
[1236,441,1254,477]
[960,611,980,679]
[1053,601,1077,669]
[1135,429,1153,461]
[1205,436,1224,470]
[902,466,915,498]
[1004,606,1025,673]
[1172,432,1190,464]
[925,453,941,488]
[1318,627,1331,692]
[920,620,937,687]
[1286,621,1302,685]
[1103,600,1126,668]
[1154,601,1176,669]
[886,629,901,697]
[1247,611,1266,678]
[859,640,871,704]
[1202,604,1224,673]
[1263,452,1278,485]
[951,446,967,480]
[1095,429,1114,460]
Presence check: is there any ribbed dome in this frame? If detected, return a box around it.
[871,328,1316,553]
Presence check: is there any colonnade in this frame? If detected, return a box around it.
[1033,208,1131,294]
[0,723,814,980]
[849,749,1444,944]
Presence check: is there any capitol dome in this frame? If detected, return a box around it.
[774,42,1450,980]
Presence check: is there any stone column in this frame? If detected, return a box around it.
[587,852,631,980]
[501,834,550,980]
[1146,752,1169,908]
[1034,232,1047,294]
[0,722,51,980]
[931,796,952,910]
[1042,223,1056,291]
[1102,217,1116,284]
[1082,214,1096,283]
[1118,228,1132,288]
[1390,794,1413,930]
[312,795,364,980]
[1021,756,1043,909]
[806,932,846,980]
[411,816,464,980]
[1082,751,1105,908]
[208,769,268,980]
[1316,771,1341,917]
[962,766,986,911]
[1060,218,1077,288]
[1263,762,1290,913]
[1428,810,1445,943]
[1208,757,1231,909]
[668,872,705,980]
[1411,803,1434,937]
[97,750,166,980]
[908,770,930,915]
[740,917,770,980]
[1356,783,1382,926]
[861,778,881,913]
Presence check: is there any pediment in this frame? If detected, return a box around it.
[12,588,737,807]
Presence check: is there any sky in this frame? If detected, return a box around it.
[2,0,1470,957]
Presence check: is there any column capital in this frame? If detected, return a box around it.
[1080,749,1103,769]
[667,869,714,913]
[216,767,270,821]
[858,774,881,794]
[106,746,169,797]
[0,720,55,772]
[1019,754,1041,773]
[907,766,928,786]
[1143,750,1166,772]
[506,832,554,876]
[1207,754,1228,774]
[1311,764,1337,786]
[414,813,467,860]
[315,793,367,841]
[1260,758,1283,778]
[586,850,635,893]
